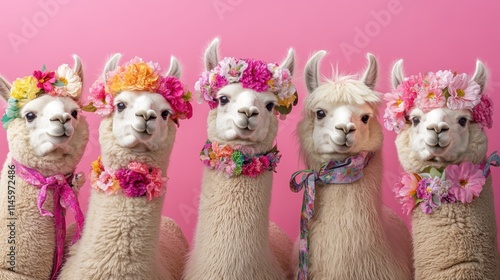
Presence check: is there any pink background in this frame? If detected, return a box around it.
[1,0,500,249]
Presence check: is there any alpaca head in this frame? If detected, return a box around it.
[388,60,491,171]
[90,54,192,164]
[298,51,382,168]
[196,38,296,152]
[0,55,89,173]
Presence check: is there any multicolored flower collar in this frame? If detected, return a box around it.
[83,57,193,126]
[394,152,500,215]
[289,152,374,280]
[384,70,494,133]
[194,57,298,117]
[89,157,166,201]
[200,141,281,178]
[2,64,82,129]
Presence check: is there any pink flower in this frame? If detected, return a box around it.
[240,59,272,92]
[398,74,422,111]
[96,170,117,195]
[384,91,406,114]
[87,80,114,116]
[394,173,420,214]
[145,169,166,201]
[472,95,494,129]
[383,108,406,133]
[446,161,485,203]
[242,157,266,177]
[447,73,481,110]
[415,85,446,111]
[33,70,56,92]
[433,70,454,88]
[115,169,148,198]
[128,162,149,174]
[157,76,193,121]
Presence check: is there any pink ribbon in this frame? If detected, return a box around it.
[12,158,84,280]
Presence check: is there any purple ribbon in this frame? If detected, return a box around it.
[289,152,374,280]
[12,158,85,280]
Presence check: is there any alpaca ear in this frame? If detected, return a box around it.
[391,59,405,89]
[472,60,488,94]
[280,48,295,77]
[361,53,378,90]
[0,75,11,102]
[204,38,220,71]
[103,53,122,83]
[166,56,181,78]
[304,50,326,94]
[73,54,83,83]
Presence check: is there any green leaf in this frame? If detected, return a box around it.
[276,104,292,115]
[41,64,46,72]
[292,91,299,106]
[53,80,65,87]
[429,167,442,178]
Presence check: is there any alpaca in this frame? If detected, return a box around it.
[0,56,88,280]
[386,59,500,279]
[184,38,297,280]
[290,51,413,280]
[59,54,190,280]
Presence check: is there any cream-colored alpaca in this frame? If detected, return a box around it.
[184,38,295,280]
[389,60,500,280]
[0,56,88,280]
[59,54,189,280]
[291,51,413,279]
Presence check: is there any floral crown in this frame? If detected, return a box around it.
[195,57,298,117]
[83,57,193,125]
[2,64,82,129]
[383,70,493,133]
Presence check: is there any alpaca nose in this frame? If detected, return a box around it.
[50,113,71,124]
[427,122,449,133]
[335,123,356,134]
[238,106,260,118]
[136,110,157,121]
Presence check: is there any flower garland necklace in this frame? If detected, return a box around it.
[2,64,82,129]
[195,57,298,117]
[289,152,374,280]
[83,57,193,126]
[394,152,500,215]
[200,141,281,177]
[90,157,166,201]
[383,70,494,133]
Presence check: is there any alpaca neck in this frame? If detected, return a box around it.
[194,168,274,263]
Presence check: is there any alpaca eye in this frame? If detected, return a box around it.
[161,110,170,120]
[412,116,420,126]
[265,102,274,112]
[71,110,78,119]
[316,110,326,120]
[361,115,370,124]
[458,117,468,127]
[117,102,126,112]
[25,112,37,122]
[219,96,229,106]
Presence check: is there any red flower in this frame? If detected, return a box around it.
[33,70,56,92]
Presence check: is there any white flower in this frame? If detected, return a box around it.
[219,57,247,83]
[54,64,82,98]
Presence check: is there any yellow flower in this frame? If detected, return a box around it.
[91,157,103,174]
[108,62,159,93]
[277,94,297,108]
[10,76,39,100]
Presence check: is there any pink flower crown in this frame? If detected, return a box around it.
[83,57,193,126]
[194,57,298,117]
[2,64,82,129]
[383,70,494,133]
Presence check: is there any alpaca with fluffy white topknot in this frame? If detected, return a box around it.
[387,59,500,280]
[0,56,88,280]
[59,54,191,280]
[290,51,413,280]
[184,38,297,280]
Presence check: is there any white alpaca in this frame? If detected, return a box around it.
[0,56,88,280]
[59,54,190,280]
[291,51,413,279]
[388,59,500,279]
[184,38,296,280]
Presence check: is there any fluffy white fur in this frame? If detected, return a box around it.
[59,54,188,280]
[184,38,293,280]
[0,56,89,279]
[393,59,500,279]
[292,51,413,279]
